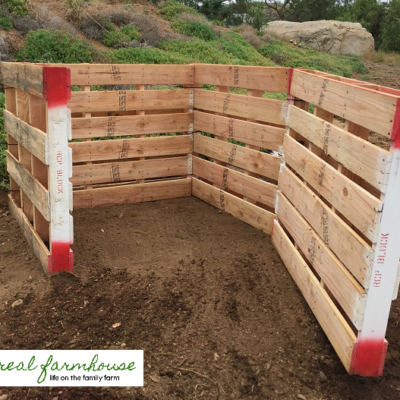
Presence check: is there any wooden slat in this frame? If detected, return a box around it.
[272,220,356,372]
[193,156,277,208]
[194,89,287,126]
[194,64,289,93]
[279,166,374,288]
[8,195,50,272]
[194,111,284,151]
[71,112,192,139]
[6,151,50,221]
[49,64,194,86]
[71,156,189,186]
[194,133,280,181]
[4,110,48,164]
[192,178,275,235]
[0,62,43,97]
[73,178,191,209]
[277,192,366,328]
[70,135,193,163]
[290,70,397,137]
[288,106,391,192]
[68,89,192,113]
[283,135,382,242]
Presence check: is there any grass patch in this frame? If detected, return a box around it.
[258,39,368,77]
[171,20,217,41]
[108,47,189,64]
[158,0,200,21]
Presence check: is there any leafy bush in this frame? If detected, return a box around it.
[15,29,94,63]
[0,92,8,190]
[0,14,13,30]
[4,0,29,17]
[380,0,400,53]
[108,47,189,64]
[257,39,368,77]
[120,24,141,41]
[171,20,217,41]
[102,23,141,48]
[158,0,200,21]
[246,3,268,32]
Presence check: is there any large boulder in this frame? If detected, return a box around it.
[264,20,374,56]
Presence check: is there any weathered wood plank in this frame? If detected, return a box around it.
[73,178,191,208]
[6,151,50,221]
[283,135,382,242]
[71,156,189,186]
[193,156,277,208]
[277,192,366,328]
[0,62,43,97]
[194,133,281,181]
[194,89,288,126]
[194,64,289,93]
[49,64,194,86]
[70,136,193,163]
[290,70,397,137]
[288,106,391,192]
[192,178,275,234]
[71,112,192,139]
[279,166,374,288]
[193,111,285,151]
[68,89,192,113]
[272,220,356,372]
[4,110,48,164]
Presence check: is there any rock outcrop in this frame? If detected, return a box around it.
[264,20,374,56]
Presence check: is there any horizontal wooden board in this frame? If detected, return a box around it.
[290,70,397,137]
[272,220,356,372]
[1,62,43,97]
[71,113,192,139]
[277,192,366,329]
[194,111,285,151]
[194,89,287,126]
[49,64,194,86]
[279,166,374,288]
[283,135,382,242]
[8,195,50,273]
[192,178,275,234]
[73,178,191,208]
[194,133,281,181]
[288,105,391,192]
[4,110,48,164]
[71,156,189,186]
[194,64,289,93]
[68,89,192,113]
[193,156,277,208]
[6,151,50,221]
[70,136,193,163]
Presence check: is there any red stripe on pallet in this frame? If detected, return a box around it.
[43,67,71,107]
[48,242,74,273]
[391,98,400,148]
[350,338,388,377]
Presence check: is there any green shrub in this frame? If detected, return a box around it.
[158,0,200,21]
[103,23,141,47]
[4,0,29,16]
[120,24,141,41]
[15,29,94,63]
[109,47,190,64]
[0,92,8,191]
[171,20,217,41]
[0,14,13,30]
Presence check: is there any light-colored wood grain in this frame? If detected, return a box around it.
[71,156,189,186]
[49,64,194,86]
[290,70,397,137]
[70,135,193,163]
[277,192,366,328]
[194,110,285,152]
[6,151,50,221]
[0,62,43,97]
[194,133,281,181]
[288,106,391,192]
[71,112,192,139]
[4,110,48,164]
[283,135,382,242]
[73,178,191,208]
[193,64,289,93]
[194,89,287,126]
[192,178,275,234]
[272,220,356,372]
[279,166,374,288]
[68,89,192,113]
[193,156,277,208]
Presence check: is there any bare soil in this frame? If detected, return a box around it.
[1,190,400,400]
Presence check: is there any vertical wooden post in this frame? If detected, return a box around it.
[81,85,92,190]
[136,84,146,184]
[43,66,74,273]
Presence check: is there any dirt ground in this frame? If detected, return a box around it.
[1,189,400,400]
